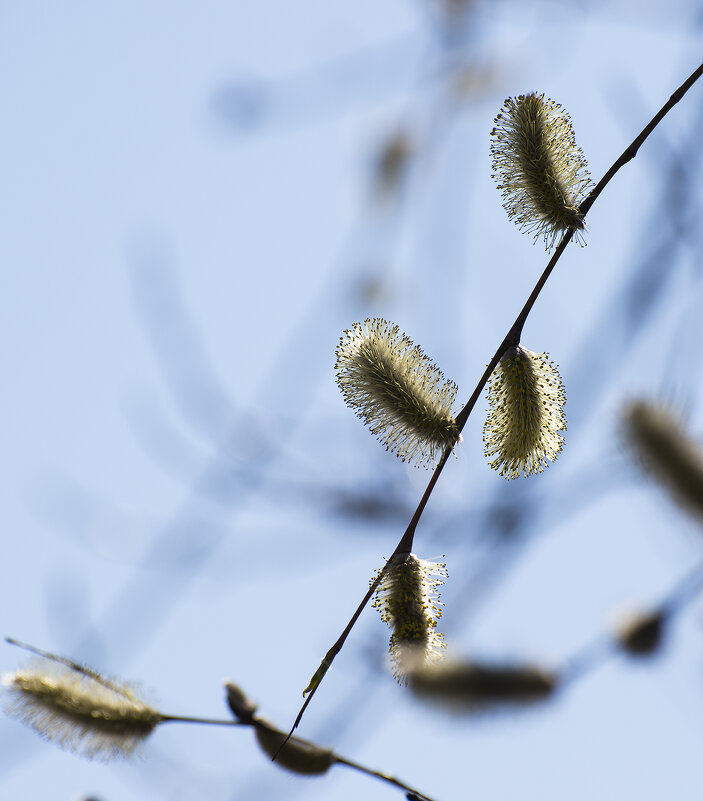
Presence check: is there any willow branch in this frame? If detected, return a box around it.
[284,58,703,739]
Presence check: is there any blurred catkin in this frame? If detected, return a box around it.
[253,719,335,775]
[409,660,558,712]
[623,400,703,522]
[616,610,666,658]
[2,660,162,760]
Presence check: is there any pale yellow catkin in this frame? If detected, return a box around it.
[373,553,447,683]
[2,661,162,760]
[336,319,461,468]
[483,346,566,479]
[491,93,592,251]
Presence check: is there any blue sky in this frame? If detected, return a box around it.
[2,2,703,800]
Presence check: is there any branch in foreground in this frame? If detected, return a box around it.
[285,58,703,738]
[1,638,245,761]
[0,641,437,801]
[223,681,437,800]
[7,544,701,801]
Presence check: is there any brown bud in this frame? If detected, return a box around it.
[253,719,335,775]
[223,681,258,723]
[616,610,666,657]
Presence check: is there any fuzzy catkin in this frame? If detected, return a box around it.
[409,660,558,712]
[253,719,335,775]
[491,93,592,251]
[623,400,703,522]
[335,319,461,468]
[2,660,162,760]
[483,346,566,479]
[373,554,447,683]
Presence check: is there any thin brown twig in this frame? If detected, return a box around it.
[283,58,703,742]
[579,60,703,217]
[159,715,247,727]
[336,755,437,801]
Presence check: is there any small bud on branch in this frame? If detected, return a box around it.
[616,610,666,658]
[224,681,258,723]
[254,719,335,775]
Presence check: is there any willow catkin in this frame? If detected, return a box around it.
[622,400,703,522]
[2,659,162,760]
[373,553,447,683]
[491,93,592,251]
[336,319,461,468]
[409,660,558,712]
[483,346,566,479]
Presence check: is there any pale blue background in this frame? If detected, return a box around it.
[2,2,703,800]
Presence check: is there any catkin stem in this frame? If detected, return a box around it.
[159,715,247,727]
